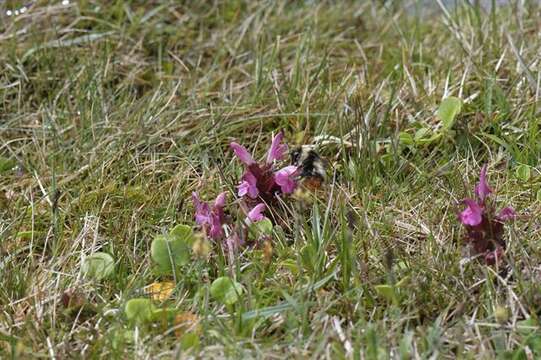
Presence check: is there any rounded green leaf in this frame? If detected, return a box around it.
[515,164,531,182]
[181,332,200,350]
[151,234,190,274]
[169,224,194,245]
[210,276,243,305]
[249,218,273,236]
[151,307,178,322]
[82,252,115,280]
[414,127,431,141]
[125,298,155,323]
[0,156,16,173]
[374,284,395,302]
[399,132,414,146]
[437,96,462,131]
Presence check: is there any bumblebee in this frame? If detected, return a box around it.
[290,145,326,191]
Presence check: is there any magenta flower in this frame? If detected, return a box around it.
[208,215,223,239]
[230,142,255,166]
[230,130,298,201]
[458,198,483,226]
[474,164,492,203]
[274,165,298,194]
[247,203,266,222]
[266,132,287,164]
[237,171,259,199]
[225,232,243,251]
[458,164,517,265]
[192,192,227,240]
[214,192,226,208]
[192,192,211,225]
[497,207,516,221]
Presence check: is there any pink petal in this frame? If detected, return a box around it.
[237,181,250,197]
[475,164,492,202]
[226,232,243,251]
[274,165,298,194]
[266,131,288,164]
[192,192,211,225]
[230,142,255,166]
[247,203,266,222]
[214,192,227,208]
[497,206,516,222]
[208,214,223,239]
[459,198,483,226]
[237,171,259,198]
[192,192,201,208]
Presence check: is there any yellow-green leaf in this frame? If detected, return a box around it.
[374,284,395,302]
[437,97,462,131]
[515,164,531,182]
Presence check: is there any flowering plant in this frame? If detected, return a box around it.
[192,192,227,240]
[230,132,299,202]
[458,165,516,265]
[191,131,296,251]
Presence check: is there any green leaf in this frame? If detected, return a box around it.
[399,132,414,146]
[151,234,190,274]
[241,302,294,321]
[169,224,194,244]
[515,164,531,182]
[414,127,431,141]
[395,276,410,288]
[437,96,463,131]
[0,156,16,173]
[374,284,395,302]
[537,188,541,202]
[210,276,243,306]
[180,332,200,350]
[82,252,115,280]
[249,218,273,236]
[482,133,509,148]
[16,231,34,240]
[151,307,178,322]
[125,299,155,323]
[516,318,539,336]
[416,132,443,145]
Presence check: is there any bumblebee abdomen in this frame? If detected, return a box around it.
[290,146,326,189]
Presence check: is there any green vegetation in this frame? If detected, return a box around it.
[1,1,540,358]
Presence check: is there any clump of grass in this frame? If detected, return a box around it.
[1,1,541,358]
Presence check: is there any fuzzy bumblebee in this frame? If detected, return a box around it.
[290,146,326,191]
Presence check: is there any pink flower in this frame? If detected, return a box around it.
[230,130,297,199]
[192,192,227,239]
[459,198,483,226]
[274,165,298,194]
[266,132,287,164]
[497,207,516,222]
[214,192,226,208]
[237,171,259,199]
[209,214,224,239]
[458,165,517,266]
[247,203,266,222]
[475,164,492,203]
[192,192,211,225]
[230,142,255,166]
[226,232,243,251]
